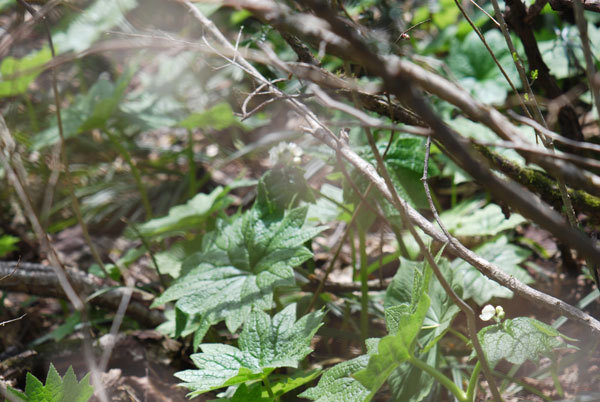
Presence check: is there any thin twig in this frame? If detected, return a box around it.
[0,314,26,327]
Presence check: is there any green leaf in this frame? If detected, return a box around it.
[52,0,138,53]
[439,198,526,237]
[0,234,19,257]
[446,30,520,104]
[385,257,460,352]
[451,235,533,305]
[0,47,52,98]
[154,236,204,278]
[230,383,272,401]
[179,102,239,130]
[33,72,133,150]
[175,304,324,396]
[354,267,431,396]
[134,186,231,239]
[267,369,322,398]
[478,317,573,368]
[13,364,93,402]
[154,184,324,340]
[447,117,535,163]
[387,347,438,402]
[299,356,370,401]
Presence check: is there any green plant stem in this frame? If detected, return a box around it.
[186,129,197,198]
[125,219,166,290]
[447,327,471,346]
[409,355,468,402]
[263,375,275,399]
[466,360,481,402]
[105,129,152,220]
[550,359,564,398]
[358,227,369,349]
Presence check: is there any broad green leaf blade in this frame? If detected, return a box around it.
[439,198,526,237]
[176,304,323,396]
[44,364,64,402]
[230,383,272,401]
[446,30,520,104]
[354,289,431,395]
[154,192,323,339]
[478,317,571,368]
[385,257,459,352]
[299,356,370,401]
[451,236,532,305]
[0,47,52,98]
[134,186,231,238]
[239,304,324,369]
[175,344,262,395]
[24,372,48,402]
[6,386,27,401]
[267,369,322,398]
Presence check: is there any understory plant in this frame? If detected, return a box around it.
[2,0,599,400]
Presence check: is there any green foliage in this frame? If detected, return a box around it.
[0,47,52,98]
[439,198,526,237]
[175,303,324,398]
[353,265,432,397]
[299,355,370,401]
[2,1,589,400]
[52,0,138,53]
[33,72,132,150]
[179,102,239,130]
[446,30,521,104]
[0,234,18,257]
[153,173,324,347]
[451,235,533,305]
[134,186,231,239]
[478,317,576,368]
[7,364,94,402]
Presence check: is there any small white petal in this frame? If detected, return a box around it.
[479,304,496,321]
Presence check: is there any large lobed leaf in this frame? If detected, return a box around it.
[153,203,323,343]
[478,317,575,368]
[175,304,324,397]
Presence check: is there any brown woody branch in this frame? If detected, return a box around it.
[0,261,165,328]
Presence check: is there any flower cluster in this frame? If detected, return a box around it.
[479,304,505,322]
[269,142,303,166]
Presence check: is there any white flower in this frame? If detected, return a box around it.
[479,304,496,321]
[269,142,303,166]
